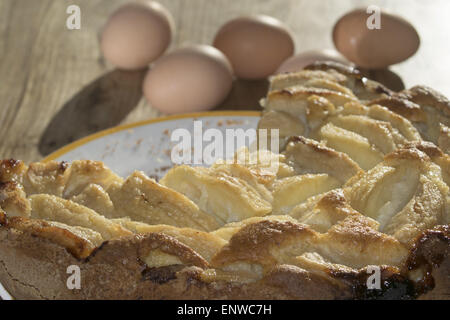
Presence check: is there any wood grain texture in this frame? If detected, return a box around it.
[0,0,449,162]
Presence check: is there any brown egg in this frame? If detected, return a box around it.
[277,49,351,73]
[101,1,174,70]
[333,9,420,69]
[143,45,233,114]
[213,15,295,79]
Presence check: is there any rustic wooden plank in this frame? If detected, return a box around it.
[0,0,449,162]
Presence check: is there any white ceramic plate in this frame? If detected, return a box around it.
[0,111,261,300]
[46,111,261,178]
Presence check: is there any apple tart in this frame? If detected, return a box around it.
[1,63,449,300]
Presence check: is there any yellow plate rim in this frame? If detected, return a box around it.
[43,110,261,162]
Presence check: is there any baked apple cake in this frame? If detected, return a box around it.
[1,62,449,300]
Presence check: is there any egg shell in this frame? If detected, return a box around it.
[277,49,351,73]
[143,45,233,114]
[101,1,174,70]
[214,15,295,80]
[333,9,420,69]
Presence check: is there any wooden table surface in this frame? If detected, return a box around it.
[1,0,449,162]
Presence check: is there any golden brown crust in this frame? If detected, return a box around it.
[369,96,427,122]
[1,219,446,299]
[405,225,450,299]
[269,86,357,108]
[135,233,210,269]
[0,159,27,184]
[383,85,450,144]
[304,61,394,101]
[211,220,316,268]
[269,70,349,91]
[400,85,450,117]
[0,223,342,299]
[400,140,445,159]
[0,211,97,259]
